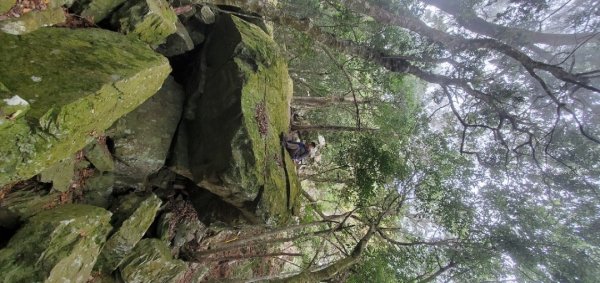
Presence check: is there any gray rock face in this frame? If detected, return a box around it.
[119,239,187,283]
[94,193,162,273]
[107,76,184,188]
[0,204,112,283]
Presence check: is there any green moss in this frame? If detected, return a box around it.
[0,27,171,186]
[0,0,16,14]
[0,204,112,282]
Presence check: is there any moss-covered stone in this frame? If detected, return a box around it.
[111,0,177,46]
[155,21,195,57]
[0,7,66,35]
[0,0,15,14]
[173,15,298,224]
[84,139,115,172]
[0,204,112,282]
[107,76,184,187]
[0,27,171,186]
[94,193,162,273]
[75,0,127,23]
[80,171,114,208]
[0,180,61,222]
[119,239,187,283]
[39,155,75,192]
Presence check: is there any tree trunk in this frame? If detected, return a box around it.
[267,225,377,283]
[420,0,597,46]
[292,96,371,109]
[291,124,377,133]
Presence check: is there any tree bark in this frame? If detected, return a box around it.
[421,0,597,46]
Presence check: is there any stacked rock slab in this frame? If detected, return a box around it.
[172,15,300,223]
[0,27,171,186]
[94,193,162,273]
[0,205,112,282]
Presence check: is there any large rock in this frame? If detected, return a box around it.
[0,7,66,35]
[171,15,299,223]
[0,27,171,186]
[0,180,61,224]
[94,193,162,273]
[111,0,177,46]
[107,76,184,187]
[0,204,112,282]
[74,0,127,23]
[119,239,187,283]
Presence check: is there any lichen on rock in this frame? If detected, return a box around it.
[0,27,171,187]
[0,204,112,282]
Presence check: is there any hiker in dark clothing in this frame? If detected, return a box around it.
[283,140,316,162]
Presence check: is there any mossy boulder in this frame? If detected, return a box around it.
[0,204,112,282]
[0,7,65,35]
[74,0,127,23]
[84,139,115,172]
[105,76,184,187]
[172,15,299,223]
[0,27,171,187]
[80,171,115,208]
[94,193,162,273]
[111,0,177,46]
[119,239,187,283]
[0,181,61,223]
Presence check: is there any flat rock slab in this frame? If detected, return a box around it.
[0,27,171,186]
[94,193,162,273]
[0,204,112,282]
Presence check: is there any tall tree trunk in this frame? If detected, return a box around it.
[291,124,377,133]
[421,0,597,46]
[292,96,371,109]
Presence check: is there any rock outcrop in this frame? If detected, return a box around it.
[0,27,171,186]
[172,14,299,223]
[0,204,112,282]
